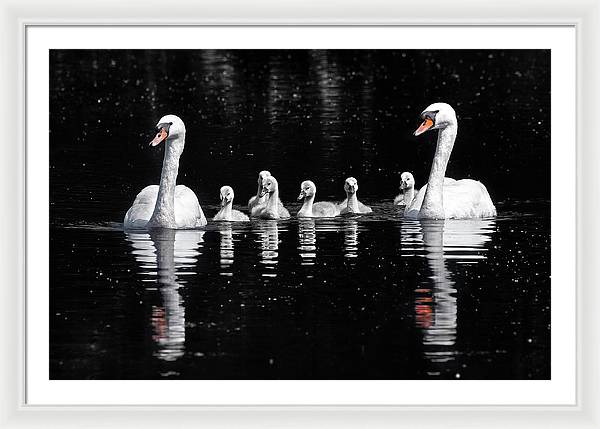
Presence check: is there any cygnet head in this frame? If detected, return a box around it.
[149,114,186,146]
[298,180,316,200]
[400,172,415,190]
[219,185,234,206]
[414,102,457,136]
[257,170,271,185]
[344,177,359,195]
[260,175,279,197]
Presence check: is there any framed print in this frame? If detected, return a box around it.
[1,0,599,428]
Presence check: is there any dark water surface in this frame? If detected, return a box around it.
[50,200,549,380]
[50,50,550,379]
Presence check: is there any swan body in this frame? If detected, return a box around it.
[338,177,372,215]
[405,179,496,219]
[124,115,206,229]
[256,175,290,220]
[394,172,416,206]
[248,170,271,216]
[248,170,288,218]
[297,180,340,218]
[213,186,249,222]
[406,102,496,219]
[125,185,206,229]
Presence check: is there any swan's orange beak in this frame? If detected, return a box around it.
[414,118,434,136]
[149,128,168,146]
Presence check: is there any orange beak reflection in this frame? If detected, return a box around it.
[414,118,434,136]
[149,128,168,146]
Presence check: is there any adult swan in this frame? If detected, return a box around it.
[405,103,496,219]
[124,115,207,229]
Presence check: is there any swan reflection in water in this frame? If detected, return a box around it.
[343,218,359,259]
[298,219,317,265]
[125,229,204,363]
[402,218,495,377]
[254,221,280,278]
[217,222,234,276]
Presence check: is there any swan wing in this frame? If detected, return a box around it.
[248,195,258,208]
[249,195,266,211]
[232,209,250,222]
[277,198,291,218]
[250,196,269,216]
[312,201,340,217]
[405,179,496,219]
[123,185,159,229]
[250,202,266,217]
[277,205,291,218]
[358,200,372,214]
[442,179,496,219]
[174,185,207,228]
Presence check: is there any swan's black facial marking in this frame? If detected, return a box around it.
[156,122,173,137]
[149,121,173,146]
[414,110,439,136]
[420,110,439,125]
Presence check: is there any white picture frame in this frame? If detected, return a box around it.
[1,0,598,427]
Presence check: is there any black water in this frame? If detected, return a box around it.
[50,50,550,379]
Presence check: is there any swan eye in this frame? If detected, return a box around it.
[156,121,172,135]
[421,110,439,124]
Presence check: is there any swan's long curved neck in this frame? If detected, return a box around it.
[420,124,457,218]
[255,181,263,199]
[404,187,415,205]
[149,135,184,228]
[346,193,359,212]
[217,201,233,219]
[266,188,280,213]
[300,195,315,214]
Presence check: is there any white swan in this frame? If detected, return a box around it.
[297,180,340,218]
[338,177,372,215]
[405,103,497,219]
[394,172,416,206]
[256,175,290,219]
[248,170,288,218]
[213,186,249,222]
[248,170,271,216]
[124,115,207,229]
